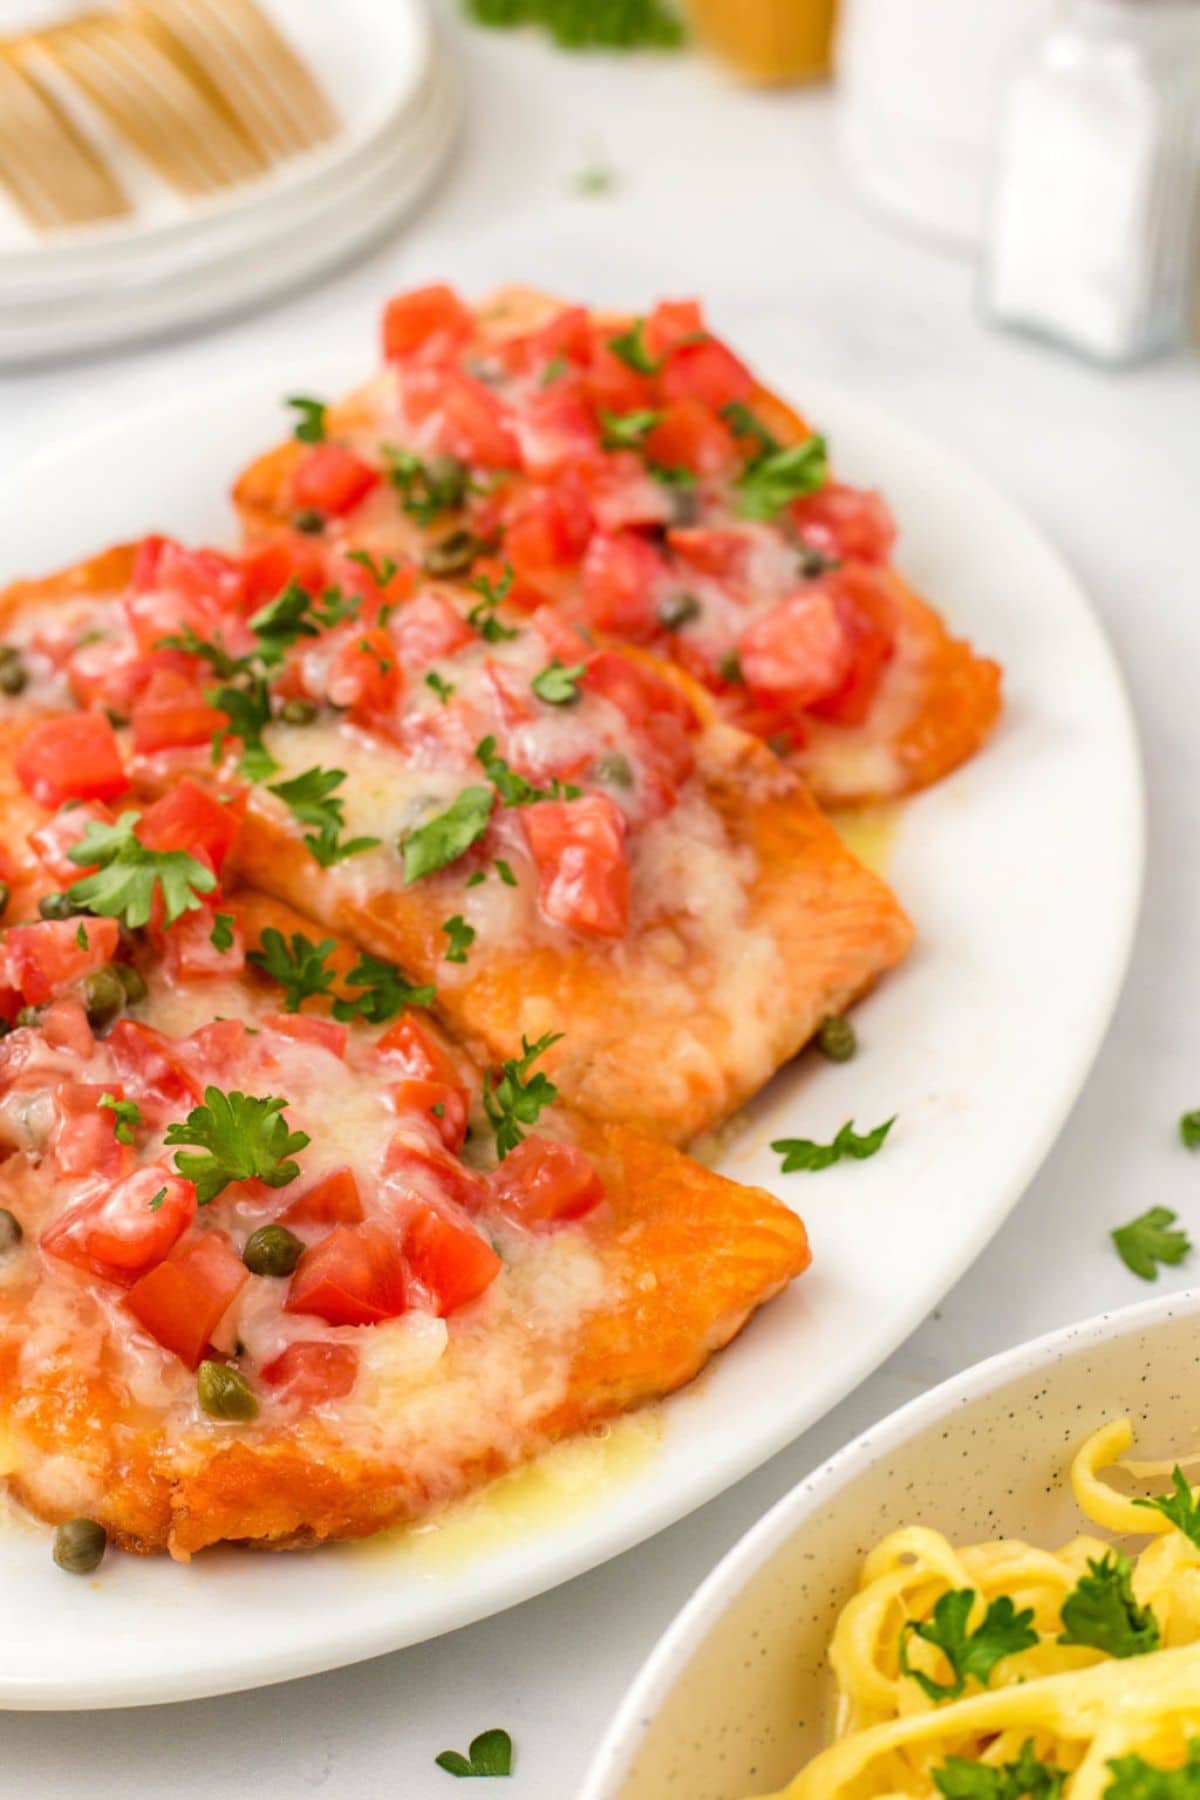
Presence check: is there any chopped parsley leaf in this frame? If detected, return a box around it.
[1057,1552,1160,1659]
[1134,1465,1200,1548]
[331,950,436,1023]
[401,787,495,884]
[164,1086,309,1206]
[66,811,217,929]
[483,1031,563,1160]
[345,549,398,588]
[426,671,455,705]
[599,406,660,450]
[99,1092,141,1146]
[147,1186,167,1213]
[209,676,278,780]
[608,318,660,375]
[210,912,236,953]
[466,564,520,643]
[771,1116,895,1174]
[531,659,586,705]
[383,446,471,525]
[286,395,328,444]
[475,735,581,804]
[1112,1206,1191,1280]
[933,1741,1065,1798]
[434,1726,513,1779]
[247,927,337,1012]
[1181,1109,1200,1149]
[899,1589,1037,1704]
[267,766,381,869]
[442,914,475,964]
[1105,1744,1200,1798]
[721,400,782,460]
[495,858,517,887]
[735,436,828,521]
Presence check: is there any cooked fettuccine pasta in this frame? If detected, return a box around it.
[765,1418,1200,1798]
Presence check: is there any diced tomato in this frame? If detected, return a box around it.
[480,657,534,729]
[138,778,244,876]
[131,669,228,755]
[587,333,656,415]
[44,1165,196,1286]
[582,650,697,734]
[382,284,473,361]
[644,299,705,359]
[324,626,400,718]
[383,1131,488,1212]
[284,1220,409,1327]
[385,592,470,673]
[51,1081,134,1181]
[806,566,898,728]
[107,1019,203,1123]
[157,907,246,980]
[661,336,754,410]
[513,385,601,479]
[666,526,754,581]
[532,604,591,665]
[497,304,592,377]
[505,479,594,574]
[522,794,630,939]
[261,1340,358,1405]
[39,995,94,1057]
[183,1018,248,1082]
[374,1015,461,1086]
[738,588,852,709]
[403,1204,500,1316]
[28,801,112,883]
[487,1135,605,1227]
[240,536,328,609]
[132,538,247,612]
[789,482,897,565]
[291,444,380,519]
[14,715,129,809]
[579,531,669,641]
[262,1012,347,1060]
[281,1167,364,1227]
[582,453,675,534]
[391,1079,468,1153]
[125,1227,247,1366]
[67,637,154,716]
[405,367,521,470]
[4,918,120,1007]
[644,400,738,479]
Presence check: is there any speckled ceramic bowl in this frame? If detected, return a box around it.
[580,1289,1200,1800]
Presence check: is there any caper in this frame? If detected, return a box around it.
[765,732,793,758]
[37,890,79,921]
[83,965,126,1030]
[815,1015,857,1064]
[292,508,326,535]
[797,544,840,579]
[242,1224,304,1278]
[0,1208,23,1256]
[104,708,129,730]
[423,529,480,579]
[115,962,147,1005]
[594,752,634,790]
[717,649,744,685]
[0,880,9,919]
[0,645,18,666]
[14,1006,41,1029]
[197,1360,259,1422]
[53,1517,107,1575]
[279,697,318,726]
[669,485,700,528]
[0,659,28,696]
[425,453,469,508]
[657,592,702,632]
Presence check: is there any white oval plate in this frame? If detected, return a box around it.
[0,347,1142,1707]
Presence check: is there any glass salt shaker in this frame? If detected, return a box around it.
[982,0,1200,364]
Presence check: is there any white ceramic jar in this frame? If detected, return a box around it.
[836,0,1054,249]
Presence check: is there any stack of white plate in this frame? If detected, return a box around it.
[0,0,459,364]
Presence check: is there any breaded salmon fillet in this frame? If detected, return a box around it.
[0,554,913,1145]
[231,284,1001,806]
[0,818,810,1558]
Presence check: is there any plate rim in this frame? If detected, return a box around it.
[0,359,1145,1708]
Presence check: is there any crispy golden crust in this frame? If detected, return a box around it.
[0,892,810,1558]
[231,285,1001,806]
[227,719,913,1146]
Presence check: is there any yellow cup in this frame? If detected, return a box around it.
[687,0,837,85]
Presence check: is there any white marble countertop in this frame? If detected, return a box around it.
[2,6,1199,1794]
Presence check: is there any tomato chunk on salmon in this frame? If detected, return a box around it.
[522,794,630,938]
